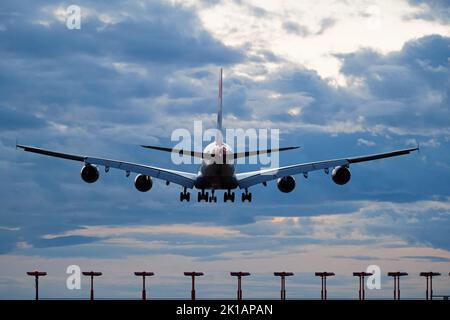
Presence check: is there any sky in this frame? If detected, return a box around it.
[0,0,449,299]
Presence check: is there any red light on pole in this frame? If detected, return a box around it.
[387,272,408,300]
[274,272,294,300]
[26,271,47,300]
[230,272,250,300]
[82,271,102,301]
[420,272,441,300]
[134,271,154,300]
[184,272,204,301]
[353,272,372,300]
[315,272,335,300]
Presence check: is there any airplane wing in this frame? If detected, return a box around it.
[236,147,419,189]
[16,144,197,188]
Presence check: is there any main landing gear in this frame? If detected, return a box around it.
[209,190,217,203]
[197,190,208,202]
[241,188,252,202]
[193,189,251,203]
[224,189,235,202]
[180,187,190,202]
[197,189,216,202]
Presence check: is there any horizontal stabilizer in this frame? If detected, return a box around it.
[140,145,204,158]
[141,145,300,160]
[232,146,300,159]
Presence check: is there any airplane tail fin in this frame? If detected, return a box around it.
[216,68,223,144]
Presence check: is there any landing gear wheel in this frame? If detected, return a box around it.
[224,190,236,202]
[180,188,190,202]
[197,190,209,202]
[241,189,252,202]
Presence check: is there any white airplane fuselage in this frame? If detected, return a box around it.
[194,141,238,190]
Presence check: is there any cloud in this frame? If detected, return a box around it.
[357,138,376,146]
[227,34,449,137]
[0,105,47,131]
[402,255,450,262]
[407,0,450,22]
[282,18,336,37]
[334,35,450,136]
[43,224,240,239]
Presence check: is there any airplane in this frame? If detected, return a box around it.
[17,69,419,203]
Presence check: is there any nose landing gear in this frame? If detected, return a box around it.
[209,190,217,203]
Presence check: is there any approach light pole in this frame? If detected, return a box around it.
[315,272,335,300]
[353,272,372,300]
[387,272,408,300]
[134,271,154,300]
[420,272,441,300]
[184,272,204,301]
[26,271,47,300]
[274,272,294,300]
[230,272,251,300]
[82,271,102,301]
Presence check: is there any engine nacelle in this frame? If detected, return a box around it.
[80,164,99,183]
[277,176,296,193]
[134,174,153,192]
[332,166,351,185]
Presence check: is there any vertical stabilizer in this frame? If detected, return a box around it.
[216,68,223,144]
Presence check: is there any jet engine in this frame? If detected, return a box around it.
[80,164,99,183]
[332,166,351,185]
[134,174,153,192]
[277,176,296,193]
